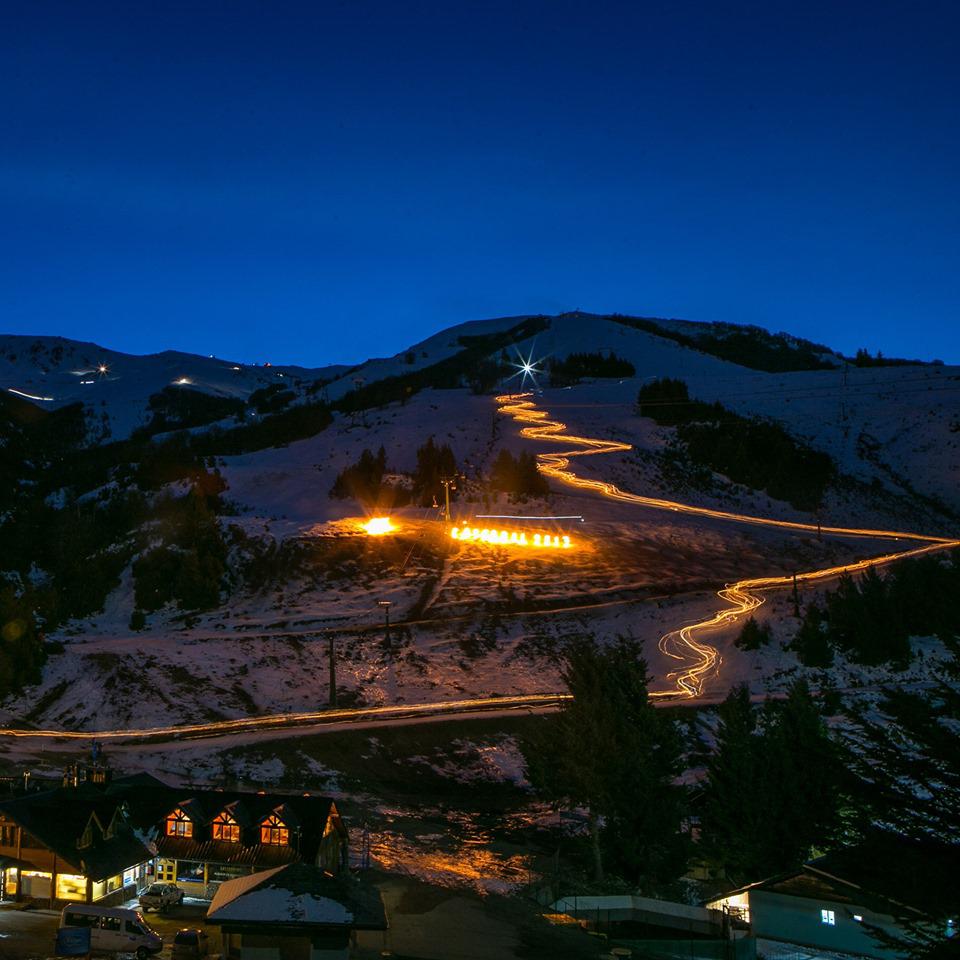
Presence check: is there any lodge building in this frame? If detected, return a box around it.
[0,764,348,909]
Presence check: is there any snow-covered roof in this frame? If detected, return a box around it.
[206,863,386,930]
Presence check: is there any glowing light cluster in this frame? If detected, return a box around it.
[451,526,571,549]
[363,517,395,536]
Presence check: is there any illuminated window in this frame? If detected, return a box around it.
[212,812,240,842]
[165,808,193,838]
[821,909,836,926]
[56,874,87,901]
[260,814,289,845]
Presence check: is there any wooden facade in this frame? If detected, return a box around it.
[0,769,348,910]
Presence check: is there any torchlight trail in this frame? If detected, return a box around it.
[495,392,960,698]
[4,393,958,746]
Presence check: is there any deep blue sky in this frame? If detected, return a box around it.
[2,1,958,365]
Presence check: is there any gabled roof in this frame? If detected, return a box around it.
[216,800,252,827]
[0,783,154,881]
[206,863,386,931]
[0,773,344,878]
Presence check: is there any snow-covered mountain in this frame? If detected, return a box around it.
[2,312,958,732]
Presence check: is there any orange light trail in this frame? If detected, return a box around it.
[0,693,568,742]
[495,392,960,698]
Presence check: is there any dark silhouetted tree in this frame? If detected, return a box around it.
[525,638,686,889]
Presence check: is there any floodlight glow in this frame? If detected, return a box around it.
[450,526,570,549]
[363,517,395,536]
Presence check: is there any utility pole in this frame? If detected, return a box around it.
[327,634,337,708]
[792,572,800,618]
[377,600,392,654]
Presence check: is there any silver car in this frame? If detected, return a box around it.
[139,881,184,913]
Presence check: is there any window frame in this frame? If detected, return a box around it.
[165,808,194,838]
[259,813,289,846]
[212,811,241,843]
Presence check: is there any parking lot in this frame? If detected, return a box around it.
[0,899,212,960]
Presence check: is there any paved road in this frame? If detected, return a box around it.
[0,900,209,960]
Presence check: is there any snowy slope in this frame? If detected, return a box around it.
[0,334,348,441]
[2,313,958,731]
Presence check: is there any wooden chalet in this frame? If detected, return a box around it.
[0,764,347,909]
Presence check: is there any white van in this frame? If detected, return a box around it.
[60,903,163,958]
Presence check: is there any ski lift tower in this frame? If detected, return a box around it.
[440,476,456,522]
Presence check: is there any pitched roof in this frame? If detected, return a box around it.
[0,783,154,880]
[706,835,960,917]
[0,773,344,880]
[156,835,300,868]
[207,863,386,931]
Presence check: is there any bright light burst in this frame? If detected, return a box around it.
[363,517,395,536]
[506,345,547,389]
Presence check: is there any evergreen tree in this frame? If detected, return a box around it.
[491,449,549,497]
[698,684,768,880]
[788,603,834,667]
[734,616,772,651]
[760,680,844,871]
[412,438,456,506]
[699,680,844,879]
[330,446,387,503]
[525,638,686,888]
[844,677,960,958]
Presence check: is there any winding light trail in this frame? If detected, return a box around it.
[495,392,960,698]
[4,393,958,746]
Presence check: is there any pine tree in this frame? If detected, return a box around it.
[760,680,844,871]
[788,603,834,667]
[525,638,686,888]
[734,616,772,651]
[844,678,960,958]
[698,684,767,880]
[699,680,844,879]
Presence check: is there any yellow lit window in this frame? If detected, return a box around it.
[56,873,87,901]
[260,814,289,845]
[165,808,193,838]
[212,812,240,842]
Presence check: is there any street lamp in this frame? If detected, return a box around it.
[377,600,392,654]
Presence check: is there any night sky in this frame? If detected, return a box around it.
[2,1,958,366]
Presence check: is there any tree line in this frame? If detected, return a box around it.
[637,378,835,511]
[548,351,635,387]
[522,634,960,952]
[788,554,960,669]
[330,438,457,508]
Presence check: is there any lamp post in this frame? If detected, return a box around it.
[327,633,337,708]
[377,600,392,654]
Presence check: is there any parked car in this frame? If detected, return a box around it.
[139,881,185,912]
[60,904,162,959]
[172,928,210,959]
